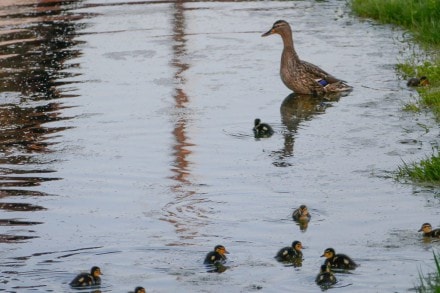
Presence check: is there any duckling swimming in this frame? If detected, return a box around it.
[204,245,229,265]
[407,76,430,87]
[253,118,274,138]
[292,205,311,222]
[418,223,440,238]
[69,266,102,287]
[315,264,337,287]
[134,287,146,293]
[321,248,357,270]
[275,240,303,264]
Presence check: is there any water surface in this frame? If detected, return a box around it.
[0,0,439,292]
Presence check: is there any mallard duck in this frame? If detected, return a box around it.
[253,118,274,138]
[292,205,311,222]
[262,20,352,96]
[418,223,440,238]
[134,287,146,293]
[204,245,229,265]
[69,266,102,287]
[321,248,357,270]
[315,264,337,287]
[407,76,430,87]
[275,240,303,263]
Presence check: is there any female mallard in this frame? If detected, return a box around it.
[262,20,352,96]
[253,118,274,138]
[321,248,357,270]
[134,287,146,293]
[204,245,229,265]
[418,223,440,238]
[315,264,337,287]
[69,266,102,287]
[275,240,303,263]
[292,205,311,222]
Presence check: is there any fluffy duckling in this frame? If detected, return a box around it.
[321,248,357,270]
[315,264,337,287]
[134,287,146,293]
[407,76,430,87]
[253,118,274,138]
[69,266,102,287]
[204,245,229,265]
[418,223,440,238]
[292,205,311,222]
[275,240,303,263]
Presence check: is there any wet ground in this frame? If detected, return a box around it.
[0,0,439,292]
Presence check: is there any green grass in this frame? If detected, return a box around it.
[416,252,440,293]
[351,0,440,45]
[397,151,440,183]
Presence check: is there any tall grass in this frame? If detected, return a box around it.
[351,0,440,45]
[397,150,440,183]
[416,252,440,293]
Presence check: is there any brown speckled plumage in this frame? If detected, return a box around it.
[262,20,352,96]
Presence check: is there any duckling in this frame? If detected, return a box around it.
[253,118,274,138]
[321,248,357,270]
[69,266,102,287]
[315,264,337,287]
[134,287,146,293]
[407,76,430,87]
[204,245,229,265]
[292,205,311,222]
[275,240,303,263]
[262,20,352,96]
[418,223,440,238]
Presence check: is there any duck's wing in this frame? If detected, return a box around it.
[300,60,342,83]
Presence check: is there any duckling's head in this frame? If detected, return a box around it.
[254,118,261,127]
[91,266,102,277]
[135,287,146,293]
[262,20,291,37]
[292,241,303,251]
[321,248,335,259]
[299,205,309,215]
[418,223,432,233]
[214,245,229,256]
[419,76,430,86]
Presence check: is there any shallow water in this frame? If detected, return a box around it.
[0,0,439,292]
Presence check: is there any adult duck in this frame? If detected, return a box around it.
[262,20,352,96]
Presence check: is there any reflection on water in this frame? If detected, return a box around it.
[162,1,208,244]
[0,1,85,243]
[271,93,339,167]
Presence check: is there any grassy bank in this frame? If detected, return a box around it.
[351,0,440,184]
[416,252,440,293]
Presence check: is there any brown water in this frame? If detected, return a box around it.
[0,0,439,292]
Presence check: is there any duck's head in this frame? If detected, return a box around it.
[135,287,146,293]
[254,118,261,127]
[299,205,309,216]
[418,223,432,233]
[91,266,102,277]
[321,248,335,259]
[419,76,430,86]
[292,241,303,251]
[214,245,229,256]
[262,20,291,37]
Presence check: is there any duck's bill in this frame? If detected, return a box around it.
[261,29,274,37]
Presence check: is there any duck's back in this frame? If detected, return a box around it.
[70,273,99,287]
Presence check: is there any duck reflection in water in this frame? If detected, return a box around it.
[271,93,340,167]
